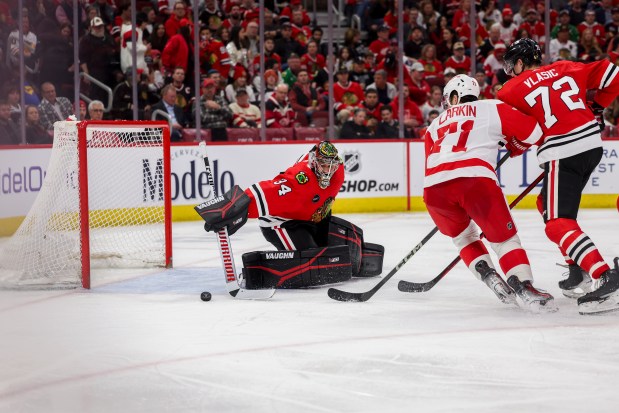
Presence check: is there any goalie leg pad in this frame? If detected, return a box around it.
[195,185,250,236]
[242,245,352,289]
[358,242,385,277]
[328,216,363,276]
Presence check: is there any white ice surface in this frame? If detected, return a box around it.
[1,210,619,413]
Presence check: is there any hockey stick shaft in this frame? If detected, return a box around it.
[199,142,275,299]
[398,171,544,293]
[327,151,514,302]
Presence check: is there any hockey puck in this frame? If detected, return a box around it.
[200,291,212,302]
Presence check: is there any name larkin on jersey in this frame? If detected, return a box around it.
[523,68,559,88]
[438,105,477,124]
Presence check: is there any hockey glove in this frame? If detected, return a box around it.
[588,101,606,132]
[195,185,250,236]
[504,136,529,158]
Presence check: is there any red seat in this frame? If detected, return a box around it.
[266,128,294,141]
[181,128,211,142]
[226,128,259,142]
[294,127,326,141]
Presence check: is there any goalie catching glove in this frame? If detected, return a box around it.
[194,185,250,236]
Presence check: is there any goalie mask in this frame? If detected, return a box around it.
[308,141,342,189]
[442,74,480,109]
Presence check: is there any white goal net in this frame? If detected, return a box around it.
[0,121,172,289]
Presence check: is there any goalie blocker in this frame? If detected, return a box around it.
[197,187,384,289]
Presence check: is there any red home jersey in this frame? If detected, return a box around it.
[245,155,345,227]
[423,100,542,188]
[498,60,619,163]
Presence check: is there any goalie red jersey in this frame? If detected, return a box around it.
[245,154,345,227]
[423,99,542,188]
[498,59,619,163]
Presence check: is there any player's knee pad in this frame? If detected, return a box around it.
[328,216,364,275]
[241,245,352,289]
[195,185,250,236]
[545,218,580,245]
[452,220,480,250]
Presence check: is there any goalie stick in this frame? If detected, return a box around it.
[398,171,544,293]
[199,142,276,300]
[327,151,512,302]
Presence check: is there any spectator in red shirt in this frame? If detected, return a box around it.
[408,62,431,106]
[369,25,391,63]
[162,19,192,74]
[578,9,606,47]
[444,42,471,75]
[389,84,423,137]
[265,83,297,128]
[518,9,546,47]
[165,1,187,38]
[418,44,444,85]
[301,40,326,79]
[357,88,382,129]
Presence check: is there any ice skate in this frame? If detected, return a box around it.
[578,258,619,315]
[559,264,592,299]
[507,276,558,313]
[475,261,518,306]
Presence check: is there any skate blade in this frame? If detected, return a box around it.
[578,296,619,315]
[520,298,559,314]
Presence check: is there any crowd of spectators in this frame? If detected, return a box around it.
[2,0,619,145]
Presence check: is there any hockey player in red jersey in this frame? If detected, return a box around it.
[423,74,556,312]
[197,141,385,289]
[499,38,619,315]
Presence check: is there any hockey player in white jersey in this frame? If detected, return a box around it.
[422,74,557,312]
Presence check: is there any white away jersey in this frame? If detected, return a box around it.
[423,99,542,188]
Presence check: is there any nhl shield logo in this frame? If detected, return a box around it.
[343,152,361,174]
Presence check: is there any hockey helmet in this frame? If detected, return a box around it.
[442,74,480,108]
[308,141,342,189]
[503,38,542,76]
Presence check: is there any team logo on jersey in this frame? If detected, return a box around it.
[312,195,320,203]
[295,171,309,184]
[342,152,361,174]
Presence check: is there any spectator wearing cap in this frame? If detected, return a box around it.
[366,69,396,105]
[408,62,430,106]
[495,6,517,45]
[78,99,87,120]
[551,9,580,42]
[165,1,188,38]
[420,85,443,123]
[288,69,326,126]
[518,9,546,47]
[369,25,391,64]
[578,9,606,47]
[229,88,261,128]
[275,22,304,62]
[162,19,192,74]
[418,44,443,84]
[225,66,256,104]
[443,67,457,83]
[483,42,506,81]
[349,57,372,88]
[444,42,471,76]
[550,25,578,61]
[265,84,297,128]
[339,108,372,139]
[152,84,187,142]
[195,78,232,141]
[404,26,427,60]
[282,54,303,88]
[333,67,365,112]
[79,17,117,103]
[605,8,619,46]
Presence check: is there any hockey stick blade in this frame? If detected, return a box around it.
[327,227,440,302]
[398,172,544,294]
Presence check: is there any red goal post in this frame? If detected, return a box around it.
[0,120,172,289]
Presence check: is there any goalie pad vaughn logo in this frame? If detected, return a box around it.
[342,152,361,175]
[264,252,295,259]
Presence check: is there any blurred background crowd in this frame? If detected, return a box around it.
[2,0,619,144]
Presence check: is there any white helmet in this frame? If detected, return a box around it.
[442,74,480,109]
